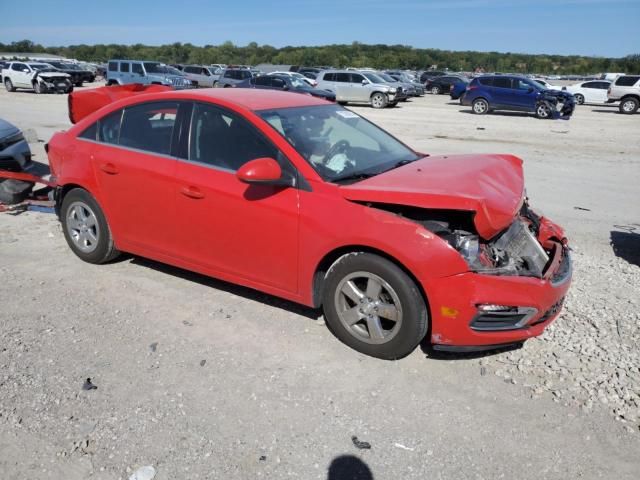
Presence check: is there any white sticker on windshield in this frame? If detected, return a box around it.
[336,110,359,119]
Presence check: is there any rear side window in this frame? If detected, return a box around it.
[223,70,232,78]
[119,102,179,155]
[493,77,512,89]
[98,110,123,145]
[255,76,271,86]
[78,123,98,141]
[120,62,130,73]
[335,73,350,82]
[616,76,640,86]
[108,61,117,72]
[132,63,143,75]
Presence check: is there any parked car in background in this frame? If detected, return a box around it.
[563,80,611,104]
[46,61,95,86]
[419,70,447,84]
[236,73,336,101]
[182,65,222,87]
[48,87,571,359]
[271,71,318,87]
[606,75,640,114]
[215,67,254,88]
[297,67,322,79]
[106,60,196,89]
[450,80,469,101]
[360,72,409,101]
[0,118,34,204]
[461,75,575,118]
[0,60,8,83]
[385,71,425,96]
[376,72,417,98]
[2,62,73,94]
[532,79,561,91]
[426,75,467,95]
[316,70,400,108]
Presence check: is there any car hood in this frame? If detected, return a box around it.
[338,154,525,239]
[37,72,71,79]
[0,118,20,139]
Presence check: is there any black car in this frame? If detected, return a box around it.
[419,70,448,84]
[236,74,336,101]
[425,75,468,95]
[46,61,95,86]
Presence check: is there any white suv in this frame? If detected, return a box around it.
[2,61,73,94]
[316,70,398,108]
[607,75,640,114]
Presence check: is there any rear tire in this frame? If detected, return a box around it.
[619,97,639,114]
[370,92,388,109]
[60,188,120,264]
[472,98,489,114]
[431,85,441,95]
[574,93,585,105]
[322,252,428,360]
[4,78,15,92]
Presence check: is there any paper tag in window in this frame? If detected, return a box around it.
[336,110,359,119]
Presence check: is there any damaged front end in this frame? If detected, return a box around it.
[537,89,576,119]
[34,72,72,94]
[426,201,570,282]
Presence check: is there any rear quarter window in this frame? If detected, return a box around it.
[616,76,640,87]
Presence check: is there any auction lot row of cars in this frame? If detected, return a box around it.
[0,59,637,359]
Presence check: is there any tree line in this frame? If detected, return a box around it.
[2,39,638,75]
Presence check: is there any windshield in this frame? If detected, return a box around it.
[29,64,51,70]
[363,72,387,84]
[162,66,184,76]
[258,105,419,183]
[289,77,308,88]
[378,73,397,82]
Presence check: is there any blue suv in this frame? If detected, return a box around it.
[461,75,574,118]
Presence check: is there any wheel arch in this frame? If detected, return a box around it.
[311,245,430,314]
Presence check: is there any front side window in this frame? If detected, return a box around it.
[119,102,179,155]
[582,81,598,88]
[272,77,286,89]
[132,63,143,75]
[350,73,366,84]
[189,103,277,171]
[258,104,419,183]
[12,63,26,71]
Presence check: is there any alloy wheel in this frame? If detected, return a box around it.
[334,271,403,345]
[66,201,100,253]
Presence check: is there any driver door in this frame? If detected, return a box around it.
[11,63,31,87]
[173,102,300,293]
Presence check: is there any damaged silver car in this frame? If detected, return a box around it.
[2,62,73,94]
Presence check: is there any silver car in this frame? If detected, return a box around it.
[315,70,398,108]
[182,65,222,87]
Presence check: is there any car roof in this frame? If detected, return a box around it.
[165,88,329,110]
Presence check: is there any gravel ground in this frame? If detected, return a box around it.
[1,86,639,479]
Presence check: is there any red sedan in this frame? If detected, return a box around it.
[47,87,572,359]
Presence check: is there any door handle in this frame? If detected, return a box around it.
[99,163,119,175]
[180,186,205,199]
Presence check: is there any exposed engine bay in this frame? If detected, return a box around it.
[367,201,559,278]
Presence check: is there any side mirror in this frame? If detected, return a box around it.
[361,79,368,85]
[282,84,289,91]
[236,157,294,187]
[23,68,30,73]
[527,87,534,93]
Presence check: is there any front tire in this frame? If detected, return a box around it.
[60,188,120,264]
[322,253,428,360]
[4,78,16,92]
[472,98,489,114]
[574,93,585,105]
[370,92,388,109]
[619,97,639,114]
[34,81,45,94]
[536,101,553,119]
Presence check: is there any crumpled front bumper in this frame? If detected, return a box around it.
[424,217,572,349]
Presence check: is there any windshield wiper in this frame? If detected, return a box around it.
[375,158,418,174]
[331,171,378,184]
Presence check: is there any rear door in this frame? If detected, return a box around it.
[489,77,513,108]
[86,101,185,255]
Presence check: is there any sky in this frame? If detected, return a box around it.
[1,0,638,57]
